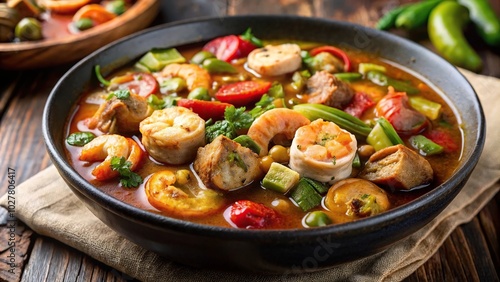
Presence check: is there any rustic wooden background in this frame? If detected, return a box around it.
[0,0,498,281]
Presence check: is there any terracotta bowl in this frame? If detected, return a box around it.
[0,0,159,69]
[43,16,485,273]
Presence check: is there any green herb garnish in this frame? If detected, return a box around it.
[66,132,96,146]
[110,156,143,188]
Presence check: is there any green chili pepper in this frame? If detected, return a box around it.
[410,135,443,156]
[376,4,412,30]
[187,87,211,101]
[334,72,362,82]
[395,0,442,30]
[458,0,500,47]
[428,1,483,72]
[366,70,419,94]
[202,58,237,73]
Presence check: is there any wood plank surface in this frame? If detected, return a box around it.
[0,0,498,281]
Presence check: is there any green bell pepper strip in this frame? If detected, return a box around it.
[409,96,442,120]
[366,122,393,151]
[458,0,500,47]
[395,0,443,30]
[410,135,443,156]
[136,48,186,72]
[377,117,404,146]
[428,1,483,72]
[334,72,362,82]
[293,103,372,137]
[233,135,261,155]
[366,70,419,94]
[358,63,386,75]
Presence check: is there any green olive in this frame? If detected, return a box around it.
[106,0,126,15]
[74,18,94,31]
[187,87,211,101]
[15,17,42,41]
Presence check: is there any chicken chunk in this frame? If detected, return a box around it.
[306,70,355,109]
[87,92,153,134]
[193,135,261,191]
[359,144,433,190]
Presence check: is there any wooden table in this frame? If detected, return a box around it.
[1,0,499,281]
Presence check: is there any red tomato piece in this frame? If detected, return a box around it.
[215,80,272,107]
[203,35,257,62]
[376,88,428,135]
[343,92,375,118]
[310,45,352,72]
[229,200,281,229]
[177,99,232,120]
[110,73,159,97]
[424,129,459,153]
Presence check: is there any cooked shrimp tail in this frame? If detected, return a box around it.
[79,135,143,181]
[247,108,310,157]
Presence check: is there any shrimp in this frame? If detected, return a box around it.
[247,108,310,157]
[87,92,153,134]
[145,170,225,217]
[289,119,357,184]
[161,63,211,91]
[140,106,205,164]
[79,135,143,181]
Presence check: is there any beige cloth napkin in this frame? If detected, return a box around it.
[2,69,500,281]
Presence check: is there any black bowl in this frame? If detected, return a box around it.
[42,15,485,273]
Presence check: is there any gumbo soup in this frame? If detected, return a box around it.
[64,30,463,229]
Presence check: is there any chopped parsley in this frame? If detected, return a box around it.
[107,89,130,100]
[205,95,275,143]
[110,156,143,188]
